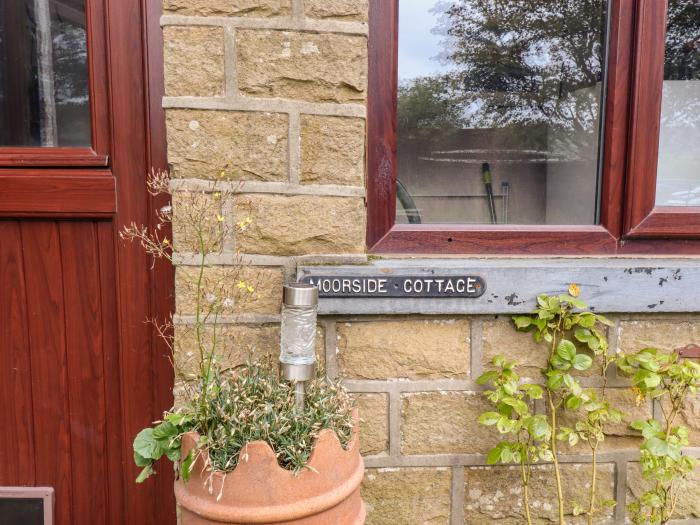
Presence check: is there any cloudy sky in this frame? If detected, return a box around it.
[398,1,452,81]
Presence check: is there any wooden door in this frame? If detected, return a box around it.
[0,1,175,524]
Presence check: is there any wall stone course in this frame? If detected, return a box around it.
[173,323,324,379]
[300,115,365,185]
[617,318,700,354]
[236,30,367,103]
[352,393,389,456]
[482,318,607,382]
[362,467,452,525]
[175,265,283,315]
[337,319,470,380]
[402,391,497,455]
[163,0,289,17]
[233,194,365,255]
[166,109,288,181]
[464,463,615,524]
[627,462,700,520]
[304,0,369,22]
[163,26,224,97]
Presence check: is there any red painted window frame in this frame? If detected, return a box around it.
[366,0,700,255]
[624,0,700,238]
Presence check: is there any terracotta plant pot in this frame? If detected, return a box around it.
[174,415,365,524]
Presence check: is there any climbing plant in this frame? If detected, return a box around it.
[478,288,619,525]
[617,347,700,524]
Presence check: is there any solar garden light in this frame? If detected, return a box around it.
[279,283,318,412]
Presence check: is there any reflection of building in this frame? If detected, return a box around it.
[397,125,599,225]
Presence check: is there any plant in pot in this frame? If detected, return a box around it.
[121,171,365,524]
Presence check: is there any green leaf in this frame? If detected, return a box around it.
[601,499,617,508]
[556,340,576,361]
[502,397,529,417]
[133,450,152,468]
[645,437,669,456]
[572,354,593,371]
[547,370,564,390]
[134,428,162,461]
[521,384,544,400]
[153,421,177,439]
[486,443,503,465]
[476,370,499,385]
[550,354,571,371]
[181,450,194,482]
[527,416,550,441]
[565,395,582,411]
[135,465,155,483]
[513,316,532,329]
[479,412,502,426]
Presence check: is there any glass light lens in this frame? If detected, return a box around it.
[279,304,317,366]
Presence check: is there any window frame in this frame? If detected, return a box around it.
[366,0,700,255]
[0,0,110,167]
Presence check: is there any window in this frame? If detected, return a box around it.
[0,0,108,166]
[367,0,700,254]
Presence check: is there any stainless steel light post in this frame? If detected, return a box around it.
[279,283,318,412]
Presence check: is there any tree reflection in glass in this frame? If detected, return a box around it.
[396,0,608,225]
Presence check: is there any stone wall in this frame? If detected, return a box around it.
[163,1,700,524]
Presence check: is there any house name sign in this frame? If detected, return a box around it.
[299,275,486,298]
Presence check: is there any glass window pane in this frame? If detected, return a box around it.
[0,0,91,147]
[655,0,700,207]
[396,0,609,225]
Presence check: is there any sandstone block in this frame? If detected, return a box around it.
[627,462,700,520]
[166,109,288,181]
[173,323,325,380]
[402,392,497,454]
[362,468,451,525]
[353,393,388,456]
[300,115,365,186]
[163,26,224,97]
[233,194,365,255]
[163,0,289,17]
[236,30,367,103]
[304,0,368,21]
[464,463,616,524]
[617,319,700,354]
[337,319,470,380]
[175,265,283,315]
[482,319,606,382]
[171,190,224,253]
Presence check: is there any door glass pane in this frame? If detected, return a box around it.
[0,0,91,147]
[396,1,609,225]
[655,0,700,207]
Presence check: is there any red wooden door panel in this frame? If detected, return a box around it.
[0,0,175,523]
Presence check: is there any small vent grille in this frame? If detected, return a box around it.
[0,488,53,525]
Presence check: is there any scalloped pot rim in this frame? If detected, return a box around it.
[174,409,365,523]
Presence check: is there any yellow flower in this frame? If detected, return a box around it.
[218,170,226,178]
[568,283,581,297]
[247,285,254,293]
[216,214,225,222]
[162,238,170,245]
[213,191,221,199]
[237,280,246,289]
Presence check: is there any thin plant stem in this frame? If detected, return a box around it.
[547,318,566,525]
[588,443,598,525]
[520,449,533,525]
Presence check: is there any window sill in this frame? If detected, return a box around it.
[298,258,700,315]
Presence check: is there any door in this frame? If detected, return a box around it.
[0,1,175,524]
